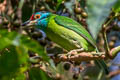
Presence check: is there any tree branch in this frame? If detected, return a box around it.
[52,52,105,62]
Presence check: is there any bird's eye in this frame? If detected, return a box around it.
[34,14,41,19]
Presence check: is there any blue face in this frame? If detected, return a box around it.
[22,12,51,31]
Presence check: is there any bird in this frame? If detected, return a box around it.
[22,11,108,74]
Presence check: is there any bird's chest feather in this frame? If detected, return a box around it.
[45,18,93,51]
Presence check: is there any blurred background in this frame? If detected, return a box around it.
[0,0,120,80]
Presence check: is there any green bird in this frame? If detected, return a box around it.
[22,12,108,74]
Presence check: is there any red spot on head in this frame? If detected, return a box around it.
[30,14,34,20]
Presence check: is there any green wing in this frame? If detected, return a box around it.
[54,16,96,48]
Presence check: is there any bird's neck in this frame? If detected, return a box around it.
[36,18,47,31]
[36,14,57,31]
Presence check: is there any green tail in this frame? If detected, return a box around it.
[95,60,109,74]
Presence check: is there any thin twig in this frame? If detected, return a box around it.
[102,14,117,59]
[107,69,120,78]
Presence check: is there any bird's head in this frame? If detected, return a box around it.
[22,12,51,30]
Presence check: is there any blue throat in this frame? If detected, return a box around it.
[36,18,48,31]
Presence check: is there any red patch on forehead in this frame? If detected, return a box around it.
[30,14,34,20]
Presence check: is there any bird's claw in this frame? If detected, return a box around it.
[67,50,78,59]
[91,52,105,56]
[67,48,84,59]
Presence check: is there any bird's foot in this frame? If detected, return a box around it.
[91,52,105,56]
[67,48,84,59]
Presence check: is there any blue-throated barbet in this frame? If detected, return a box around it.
[22,11,108,74]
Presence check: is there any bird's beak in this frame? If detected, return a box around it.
[21,20,37,26]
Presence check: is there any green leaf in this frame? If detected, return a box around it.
[0,46,20,77]
[20,36,49,61]
[15,46,29,72]
[0,31,18,49]
[0,46,28,79]
[79,0,86,8]
[56,0,63,10]
[29,67,52,80]
[22,4,33,22]
[15,73,26,80]
[86,0,117,40]
[112,0,120,13]
[0,30,49,61]
[18,0,24,9]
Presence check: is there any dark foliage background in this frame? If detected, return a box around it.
[0,0,120,80]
